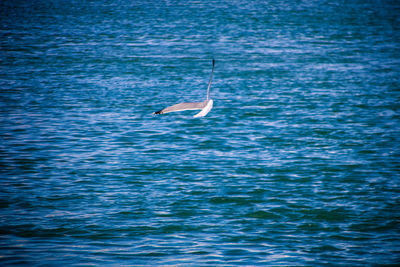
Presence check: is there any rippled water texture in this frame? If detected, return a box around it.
[1,0,400,265]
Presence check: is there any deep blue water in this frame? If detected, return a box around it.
[1,0,400,265]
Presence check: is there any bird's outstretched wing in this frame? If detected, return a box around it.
[153,100,207,115]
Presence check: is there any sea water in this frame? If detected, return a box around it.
[1,0,399,265]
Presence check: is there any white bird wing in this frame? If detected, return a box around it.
[193,99,213,118]
[153,100,207,114]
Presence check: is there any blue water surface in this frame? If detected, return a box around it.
[1,0,400,265]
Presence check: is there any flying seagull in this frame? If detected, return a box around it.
[153,59,215,118]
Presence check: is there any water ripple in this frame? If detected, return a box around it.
[1,0,400,265]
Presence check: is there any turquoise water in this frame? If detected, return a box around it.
[1,0,400,265]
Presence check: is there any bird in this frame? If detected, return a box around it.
[153,59,215,118]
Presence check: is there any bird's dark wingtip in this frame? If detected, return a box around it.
[153,110,163,115]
